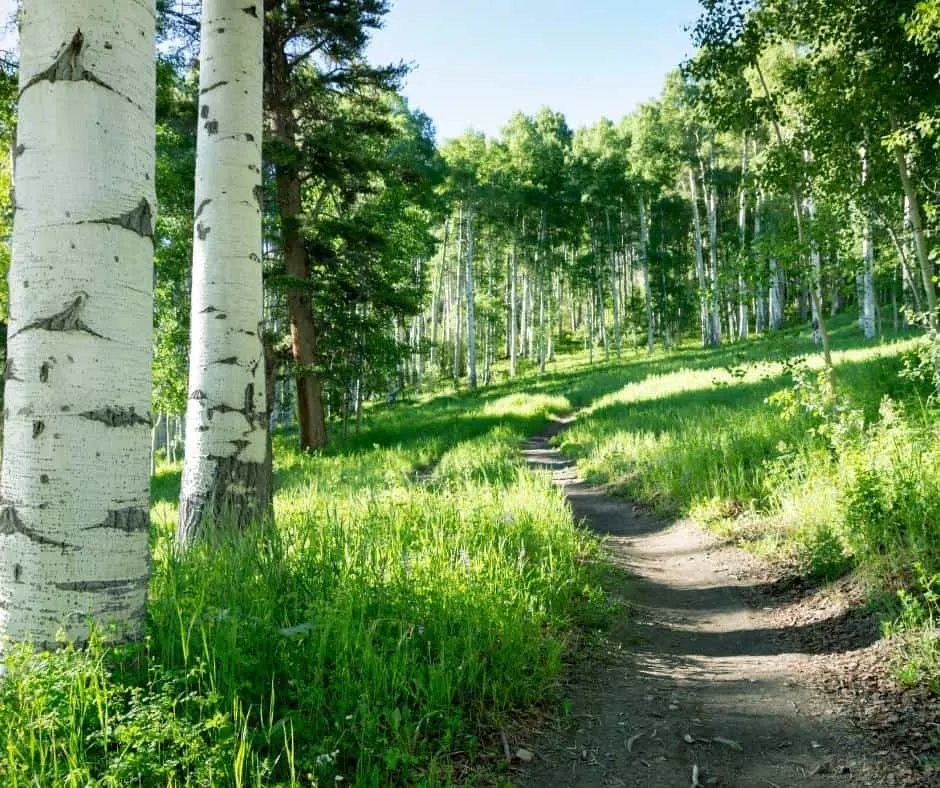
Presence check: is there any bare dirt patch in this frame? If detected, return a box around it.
[511,420,936,787]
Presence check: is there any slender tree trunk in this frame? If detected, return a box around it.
[537,210,547,373]
[151,413,164,476]
[704,155,722,345]
[509,228,518,378]
[891,130,938,328]
[464,205,477,389]
[590,220,609,360]
[688,169,710,345]
[0,1,155,647]
[754,189,766,333]
[179,0,271,544]
[638,196,655,353]
[606,210,623,356]
[429,218,448,373]
[860,149,877,340]
[737,136,749,340]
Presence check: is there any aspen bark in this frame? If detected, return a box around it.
[1,0,155,648]
[179,0,271,544]
[688,169,710,345]
[860,149,877,340]
[464,205,476,389]
[508,230,518,378]
[637,196,654,353]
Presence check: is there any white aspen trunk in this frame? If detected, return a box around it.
[860,149,877,340]
[178,0,269,545]
[525,268,535,361]
[590,222,609,360]
[895,195,921,321]
[638,196,654,353]
[464,205,476,389]
[893,138,938,328]
[804,194,824,345]
[587,294,594,364]
[769,258,784,330]
[737,137,749,340]
[537,210,547,373]
[605,210,622,356]
[517,268,529,357]
[705,157,722,345]
[509,232,518,378]
[453,207,463,381]
[688,169,710,345]
[151,412,165,476]
[0,0,155,648]
[167,414,176,464]
[754,190,766,333]
[429,218,448,372]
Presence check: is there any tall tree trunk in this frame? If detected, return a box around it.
[508,228,518,378]
[266,23,327,451]
[891,130,938,328]
[0,1,155,647]
[860,149,877,340]
[429,218,448,373]
[464,205,477,389]
[537,210,547,373]
[590,220,609,360]
[270,104,326,450]
[737,136,749,341]
[638,196,655,353]
[703,155,722,345]
[179,0,271,545]
[452,206,463,382]
[151,413,164,476]
[754,189,766,333]
[606,209,622,356]
[688,169,710,345]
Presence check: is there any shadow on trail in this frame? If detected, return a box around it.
[520,422,885,786]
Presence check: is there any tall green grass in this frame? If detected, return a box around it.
[0,390,599,786]
[546,318,940,690]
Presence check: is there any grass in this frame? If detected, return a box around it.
[1,388,600,786]
[4,313,940,785]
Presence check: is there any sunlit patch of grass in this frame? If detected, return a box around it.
[1,388,597,786]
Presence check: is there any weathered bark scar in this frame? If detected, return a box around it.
[4,358,22,381]
[83,507,149,533]
[194,198,212,220]
[89,198,154,239]
[54,576,147,593]
[20,29,140,110]
[199,80,229,95]
[81,406,151,428]
[177,454,271,543]
[0,505,78,551]
[15,292,104,339]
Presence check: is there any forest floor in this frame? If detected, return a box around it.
[514,418,939,788]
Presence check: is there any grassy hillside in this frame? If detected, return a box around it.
[3,316,940,785]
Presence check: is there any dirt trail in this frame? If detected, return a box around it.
[517,419,889,788]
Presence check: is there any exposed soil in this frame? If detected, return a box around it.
[512,418,939,787]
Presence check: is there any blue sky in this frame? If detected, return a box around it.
[367,0,702,142]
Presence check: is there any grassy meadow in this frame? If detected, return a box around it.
[4,315,940,785]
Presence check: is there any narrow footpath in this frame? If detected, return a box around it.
[517,418,908,788]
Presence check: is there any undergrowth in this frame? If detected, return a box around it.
[0,390,600,786]
[550,317,940,691]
